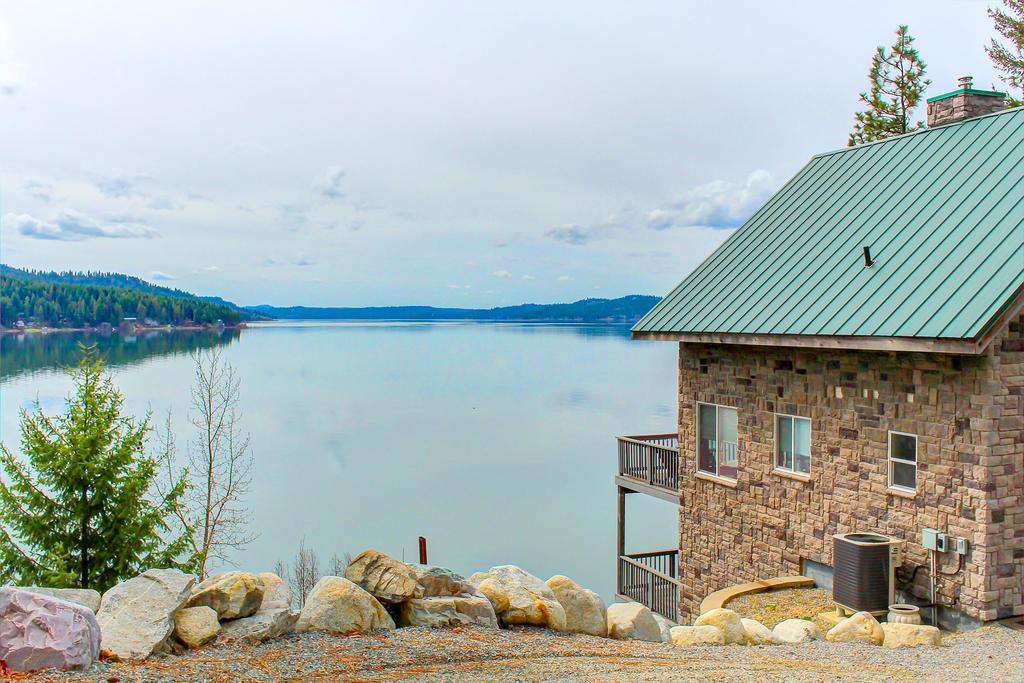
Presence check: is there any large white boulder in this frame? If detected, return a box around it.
[606,602,662,642]
[670,624,725,646]
[468,565,566,630]
[22,587,102,614]
[220,607,298,643]
[295,576,395,633]
[345,550,423,604]
[185,571,265,620]
[97,568,196,660]
[826,611,884,645]
[410,564,478,597]
[652,612,677,643]
[256,572,292,610]
[772,618,820,644]
[398,595,499,628]
[173,606,221,648]
[693,608,745,644]
[882,622,942,648]
[741,618,779,645]
[0,587,102,672]
[545,575,608,637]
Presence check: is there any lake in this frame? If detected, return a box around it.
[0,321,679,600]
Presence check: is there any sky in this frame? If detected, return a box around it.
[0,1,1008,307]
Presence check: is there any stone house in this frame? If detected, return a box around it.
[616,81,1023,627]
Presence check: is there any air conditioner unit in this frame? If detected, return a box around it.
[832,532,903,615]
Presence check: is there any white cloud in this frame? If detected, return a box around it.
[24,180,53,203]
[557,275,571,281]
[6,210,157,241]
[492,270,511,278]
[151,270,175,280]
[521,274,535,280]
[202,265,221,272]
[447,283,471,289]
[316,166,346,200]
[647,170,775,230]
[96,174,151,199]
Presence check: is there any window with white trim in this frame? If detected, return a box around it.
[888,431,917,491]
[697,402,738,479]
[775,414,811,475]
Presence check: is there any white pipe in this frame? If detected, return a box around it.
[929,549,937,626]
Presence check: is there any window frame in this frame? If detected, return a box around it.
[695,401,738,481]
[774,413,812,476]
[887,430,918,493]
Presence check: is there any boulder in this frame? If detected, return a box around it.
[772,618,820,644]
[173,606,221,648]
[220,608,298,643]
[826,611,884,645]
[295,576,395,633]
[881,622,942,648]
[605,602,662,642]
[186,571,265,620]
[670,624,726,646]
[741,618,779,645]
[22,587,102,613]
[257,572,292,610]
[468,566,566,630]
[652,612,677,643]
[0,587,101,672]
[344,550,423,604]
[97,568,196,660]
[398,595,499,629]
[410,564,477,597]
[545,575,607,637]
[693,608,745,644]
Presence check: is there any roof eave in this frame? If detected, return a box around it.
[630,330,984,355]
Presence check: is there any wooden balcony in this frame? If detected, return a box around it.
[616,549,679,622]
[615,434,680,502]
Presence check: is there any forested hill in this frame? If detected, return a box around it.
[247,295,661,323]
[1,266,247,328]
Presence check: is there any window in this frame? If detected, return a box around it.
[888,431,917,492]
[697,402,738,479]
[775,414,811,475]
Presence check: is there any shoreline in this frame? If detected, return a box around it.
[1,323,247,336]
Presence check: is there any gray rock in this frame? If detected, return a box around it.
[97,568,196,660]
[344,550,423,604]
[409,565,477,597]
[398,595,499,629]
[257,572,291,610]
[0,587,101,672]
[606,602,661,642]
[652,611,677,643]
[22,586,102,613]
[220,607,299,643]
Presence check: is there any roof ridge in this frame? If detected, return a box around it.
[812,105,1024,160]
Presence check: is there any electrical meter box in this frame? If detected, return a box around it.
[922,528,947,552]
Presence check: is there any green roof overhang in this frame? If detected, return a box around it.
[927,88,1006,103]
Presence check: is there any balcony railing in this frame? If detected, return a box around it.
[616,434,680,495]
[617,549,679,622]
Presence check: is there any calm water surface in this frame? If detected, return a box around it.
[0,321,678,599]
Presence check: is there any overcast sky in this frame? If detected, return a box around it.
[0,1,1005,307]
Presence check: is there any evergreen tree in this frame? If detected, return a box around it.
[987,0,1024,106]
[0,345,193,591]
[849,25,931,146]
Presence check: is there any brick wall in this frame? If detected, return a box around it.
[676,315,1024,622]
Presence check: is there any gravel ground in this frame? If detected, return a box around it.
[15,623,1024,683]
[727,587,837,631]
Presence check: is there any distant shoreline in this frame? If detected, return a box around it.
[1,323,247,336]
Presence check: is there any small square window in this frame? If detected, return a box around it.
[888,432,917,492]
[775,414,811,475]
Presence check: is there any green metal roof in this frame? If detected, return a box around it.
[927,87,1006,103]
[634,107,1024,350]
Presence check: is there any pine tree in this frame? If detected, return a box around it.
[0,344,193,591]
[849,25,931,146]
[987,0,1024,106]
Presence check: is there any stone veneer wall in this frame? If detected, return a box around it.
[676,314,1024,622]
[926,92,1006,127]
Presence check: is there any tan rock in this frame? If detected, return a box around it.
[173,606,221,648]
[694,608,745,644]
[545,575,607,637]
[398,595,499,628]
[22,587,102,614]
[606,602,662,642]
[670,624,726,646]
[469,566,566,630]
[826,611,884,645]
[345,550,423,604]
[652,612,677,643]
[741,618,779,645]
[295,576,395,634]
[882,622,942,648]
[772,618,820,644]
[186,572,265,620]
[257,572,292,610]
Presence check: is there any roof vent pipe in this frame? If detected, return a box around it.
[863,246,874,268]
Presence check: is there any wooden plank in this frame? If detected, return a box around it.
[698,575,816,614]
[615,475,680,504]
[619,555,678,585]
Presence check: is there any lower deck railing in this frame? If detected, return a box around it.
[616,549,679,622]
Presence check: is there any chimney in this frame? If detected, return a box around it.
[926,76,1006,127]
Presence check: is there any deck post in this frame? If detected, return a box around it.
[616,486,625,595]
